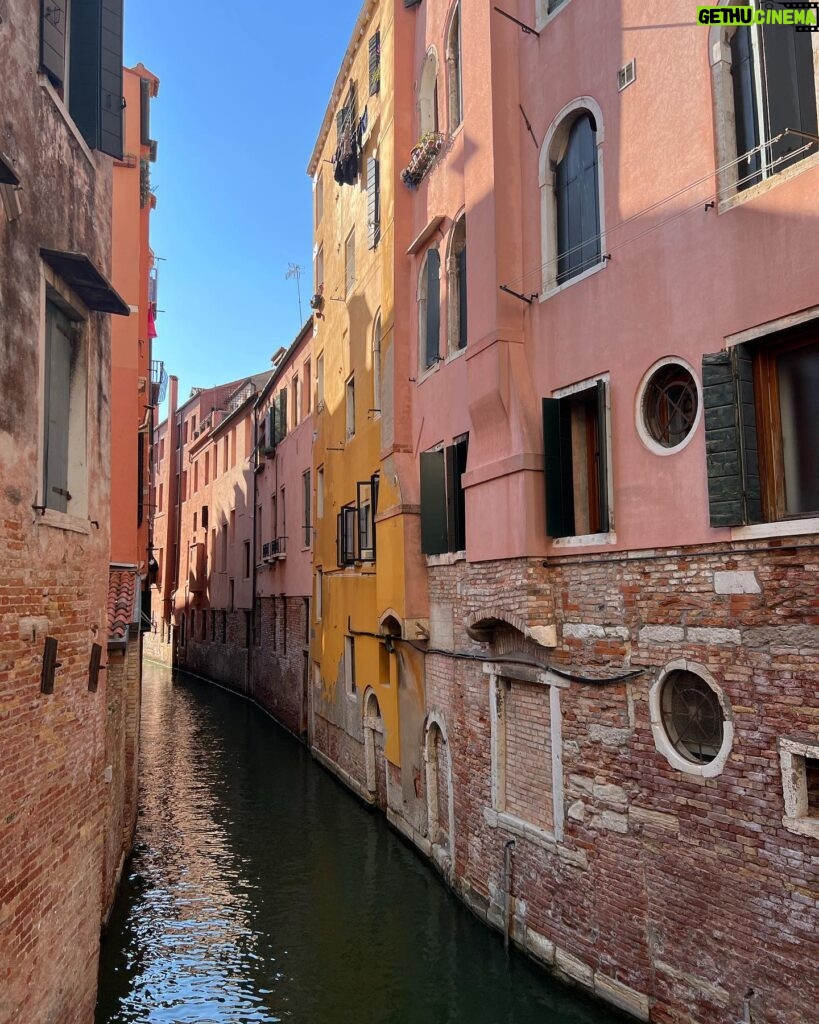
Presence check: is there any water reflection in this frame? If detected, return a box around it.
[96,664,622,1024]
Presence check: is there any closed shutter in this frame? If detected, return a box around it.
[702,348,762,527]
[446,438,468,553]
[40,0,67,87]
[420,449,448,555]
[88,643,103,692]
[140,77,151,146]
[266,407,275,450]
[425,249,440,368]
[137,433,145,526]
[44,306,72,513]
[730,27,761,188]
[543,397,575,537]
[99,0,124,157]
[595,379,610,532]
[556,114,600,283]
[369,31,380,95]
[457,246,467,350]
[69,0,124,158]
[367,157,380,249]
[762,11,818,170]
[278,388,288,439]
[41,636,58,694]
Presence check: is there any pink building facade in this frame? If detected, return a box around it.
[402,2,819,1022]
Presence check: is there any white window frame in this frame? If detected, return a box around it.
[779,737,819,839]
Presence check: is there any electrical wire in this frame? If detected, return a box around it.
[501,131,815,293]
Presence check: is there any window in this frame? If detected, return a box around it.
[649,661,734,778]
[346,375,356,439]
[367,158,380,249]
[314,172,323,227]
[420,437,468,555]
[193,511,197,533]
[316,352,325,409]
[317,467,324,518]
[447,218,467,354]
[369,30,381,95]
[244,540,250,579]
[638,360,700,454]
[712,3,818,196]
[229,508,236,544]
[315,568,323,622]
[336,476,378,565]
[303,470,312,548]
[292,375,301,428]
[158,482,163,512]
[280,487,286,547]
[703,329,819,526]
[304,359,312,415]
[373,314,382,416]
[419,248,441,371]
[193,461,198,493]
[540,102,605,294]
[419,49,439,136]
[39,0,125,158]
[220,521,228,571]
[345,229,356,296]
[446,4,462,131]
[315,244,324,293]
[204,451,210,485]
[229,578,235,612]
[779,738,819,839]
[345,635,357,696]
[542,380,611,538]
[42,298,86,515]
[201,505,209,530]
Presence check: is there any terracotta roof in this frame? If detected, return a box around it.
[107,570,138,642]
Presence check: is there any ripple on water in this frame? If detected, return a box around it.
[96,665,625,1024]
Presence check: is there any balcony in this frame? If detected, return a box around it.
[150,359,167,406]
[261,537,287,563]
[401,133,445,189]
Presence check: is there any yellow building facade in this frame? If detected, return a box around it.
[308,0,428,831]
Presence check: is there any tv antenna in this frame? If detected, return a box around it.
[286,263,304,322]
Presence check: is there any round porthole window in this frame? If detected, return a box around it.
[649,661,733,777]
[660,670,723,765]
[638,360,700,454]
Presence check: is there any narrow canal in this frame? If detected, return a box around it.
[96,662,622,1024]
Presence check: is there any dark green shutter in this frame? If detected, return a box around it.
[446,438,468,553]
[40,0,67,87]
[88,643,102,692]
[369,31,380,96]
[425,249,440,368]
[69,0,124,158]
[762,11,818,171]
[595,379,610,532]
[367,157,380,249]
[543,397,575,537]
[420,449,448,555]
[278,388,288,440]
[702,348,761,527]
[140,77,151,146]
[457,246,467,350]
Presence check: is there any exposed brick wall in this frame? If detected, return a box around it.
[250,596,309,737]
[423,538,819,1024]
[502,681,553,833]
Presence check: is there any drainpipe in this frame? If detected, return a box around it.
[503,838,515,953]
[250,400,259,691]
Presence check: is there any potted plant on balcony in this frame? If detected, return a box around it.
[401,132,445,189]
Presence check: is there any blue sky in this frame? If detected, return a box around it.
[124,0,360,415]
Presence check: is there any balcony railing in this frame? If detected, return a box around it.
[150,359,167,406]
[401,132,445,189]
[261,537,287,563]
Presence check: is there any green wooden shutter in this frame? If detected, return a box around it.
[595,379,610,532]
[446,438,468,553]
[543,397,575,537]
[44,305,72,513]
[420,449,448,555]
[457,246,467,350]
[702,348,761,527]
[425,249,440,368]
[68,0,124,157]
[367,157,380,249]
[762,13,818,171]
[40,0,67,87]
[278,388,288,439]
[368,31,380,96]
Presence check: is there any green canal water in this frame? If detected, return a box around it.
[95,662,623,1024]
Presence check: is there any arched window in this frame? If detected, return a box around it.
[419,49,439,137]
[418,247,441,371]
[446,3,462,132]
[372,312,382,417]
[710,2,818,196]
[539,98,605,295]
[447,215,467,353]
